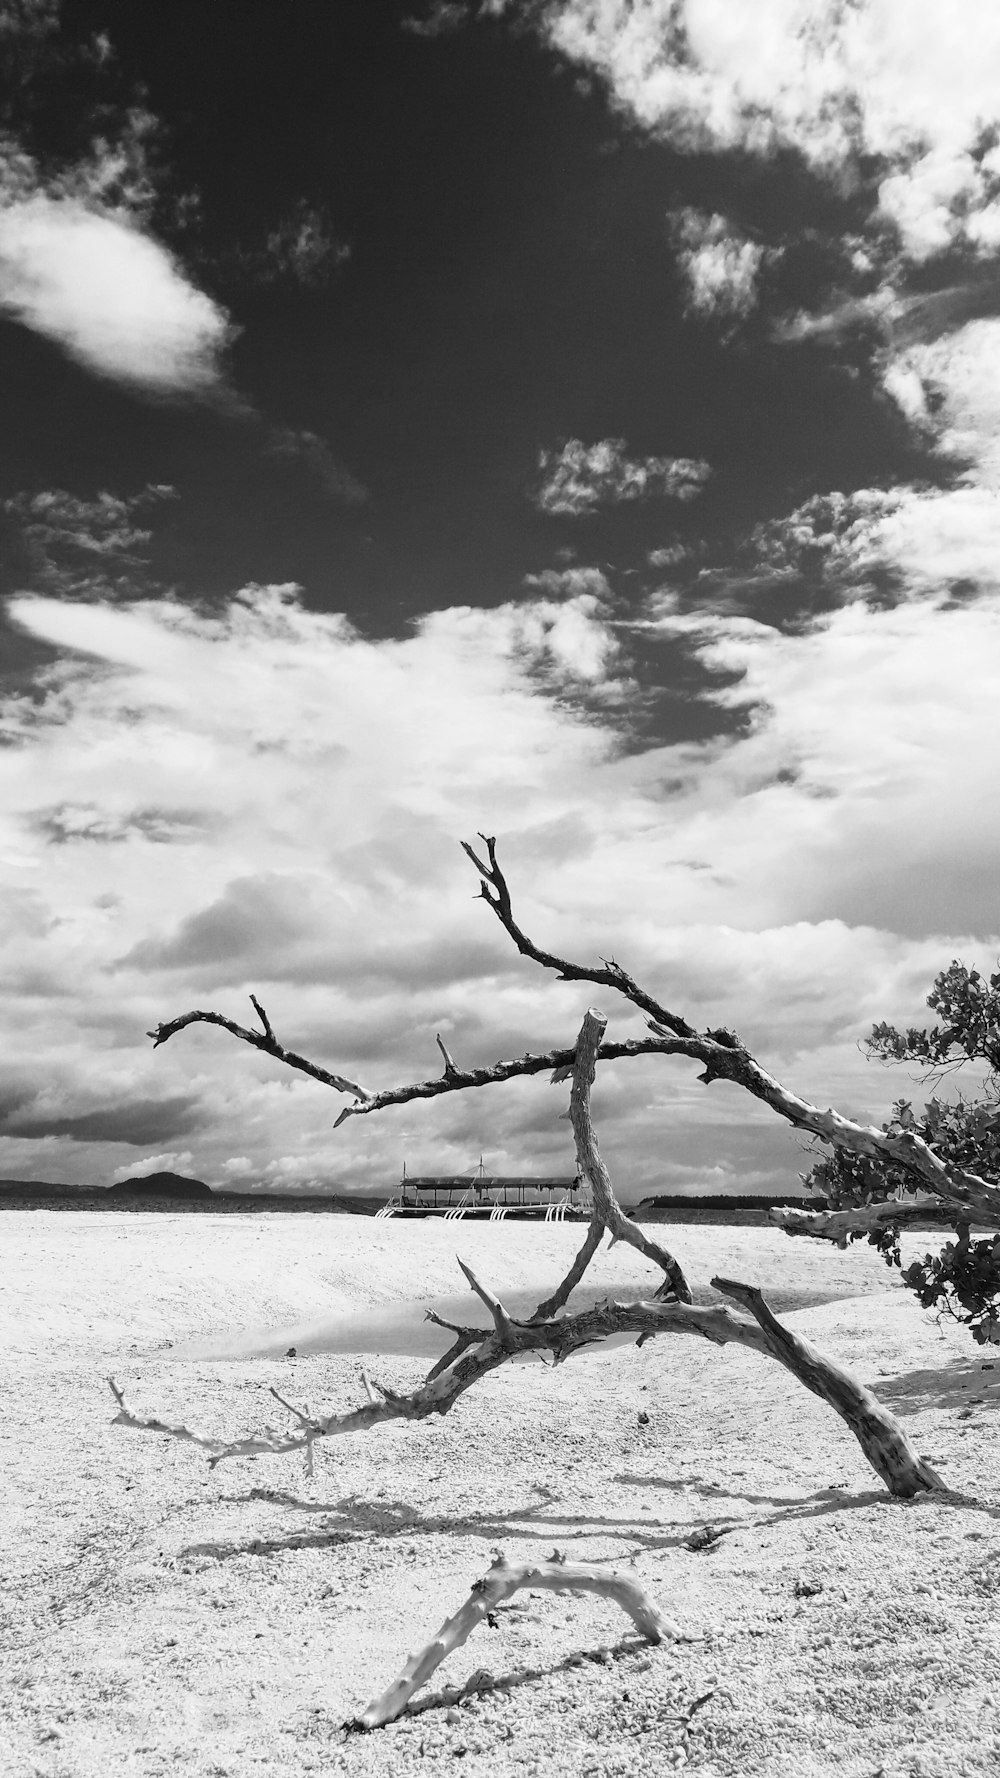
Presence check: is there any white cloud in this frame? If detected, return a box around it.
[111,1151,195,1183]
[3,484,178,595]
[0,194,231,392]
[741,480,1000,599]
[669,208,765,323]
[882,319,1000,489]
[1,576,998,1198]
[534,438,711,513]
[0,133,232,395]
[532,2,1000,263]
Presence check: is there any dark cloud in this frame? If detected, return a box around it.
[5,1093,204,1144]
[121,871,508,992]
[31,803,210,845]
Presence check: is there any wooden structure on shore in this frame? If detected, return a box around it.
[376,1161,591,1222]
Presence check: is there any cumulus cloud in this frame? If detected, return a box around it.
[534,2,1000,239]
[669,207,765,324]
[534,438,711,514]
[0,131,233,394]
[1,573,997,1196]
[880,318,1000,488]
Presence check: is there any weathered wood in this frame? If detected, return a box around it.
[568,1007,692,1303]
[770,1198,972,1246]
[349,1555,677,1730]
[711,1276,945,1498]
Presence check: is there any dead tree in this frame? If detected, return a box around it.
[110,835,985,1720]
[112,838,965,1501]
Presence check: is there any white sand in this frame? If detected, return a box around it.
[3,1212,999,1778]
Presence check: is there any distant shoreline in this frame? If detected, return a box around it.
[0,1184,970,1230]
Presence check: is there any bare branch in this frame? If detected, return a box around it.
[350,1555,678,1730]
[455,1257,517,1346]
[710,1277,944,1497]
[569,1008,692,1303]
[769,1198,960,1247]
[334,1024,1000,1220]
[461,834,698,1039]
[332,1034,695,1124]
[529,1217,605,1322]
[148,1000,369,1100]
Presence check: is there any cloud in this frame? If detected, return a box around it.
[669,207,766,325]
[111,1150,196,1182]
[881,318,1000,488]
[534,438,711,514]
[0,133,233,395]
[2,484,177,597]
[4,1093,204,1144]
[1,572,999,1197]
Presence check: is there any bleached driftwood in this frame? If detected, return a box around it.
[349,1553,678,1731]
[770,1197,966,1246]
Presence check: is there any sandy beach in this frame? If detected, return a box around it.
[3,1211,999,1777]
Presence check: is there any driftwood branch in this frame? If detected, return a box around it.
[148,1001,369,1100]
[349,1554,678,1730]
[529,1217,605,1322]
[108,1291,780,1467]
[710,1277,944,1497]
[331,1031,1000,1219]
[769,1198,977,1245]
[109,1261,943,1497]
[568,1008,692,1303]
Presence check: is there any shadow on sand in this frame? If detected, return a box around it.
[871,1353,1000,1415]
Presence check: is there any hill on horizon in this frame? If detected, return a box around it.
[108,1171,213,1197]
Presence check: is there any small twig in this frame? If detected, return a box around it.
[455,1257,516,1345]
[435,1033,460,1077]
[250,993,275,1042]
[268,1385,320,1430]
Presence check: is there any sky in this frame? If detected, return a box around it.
[3,0,1000,1201]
